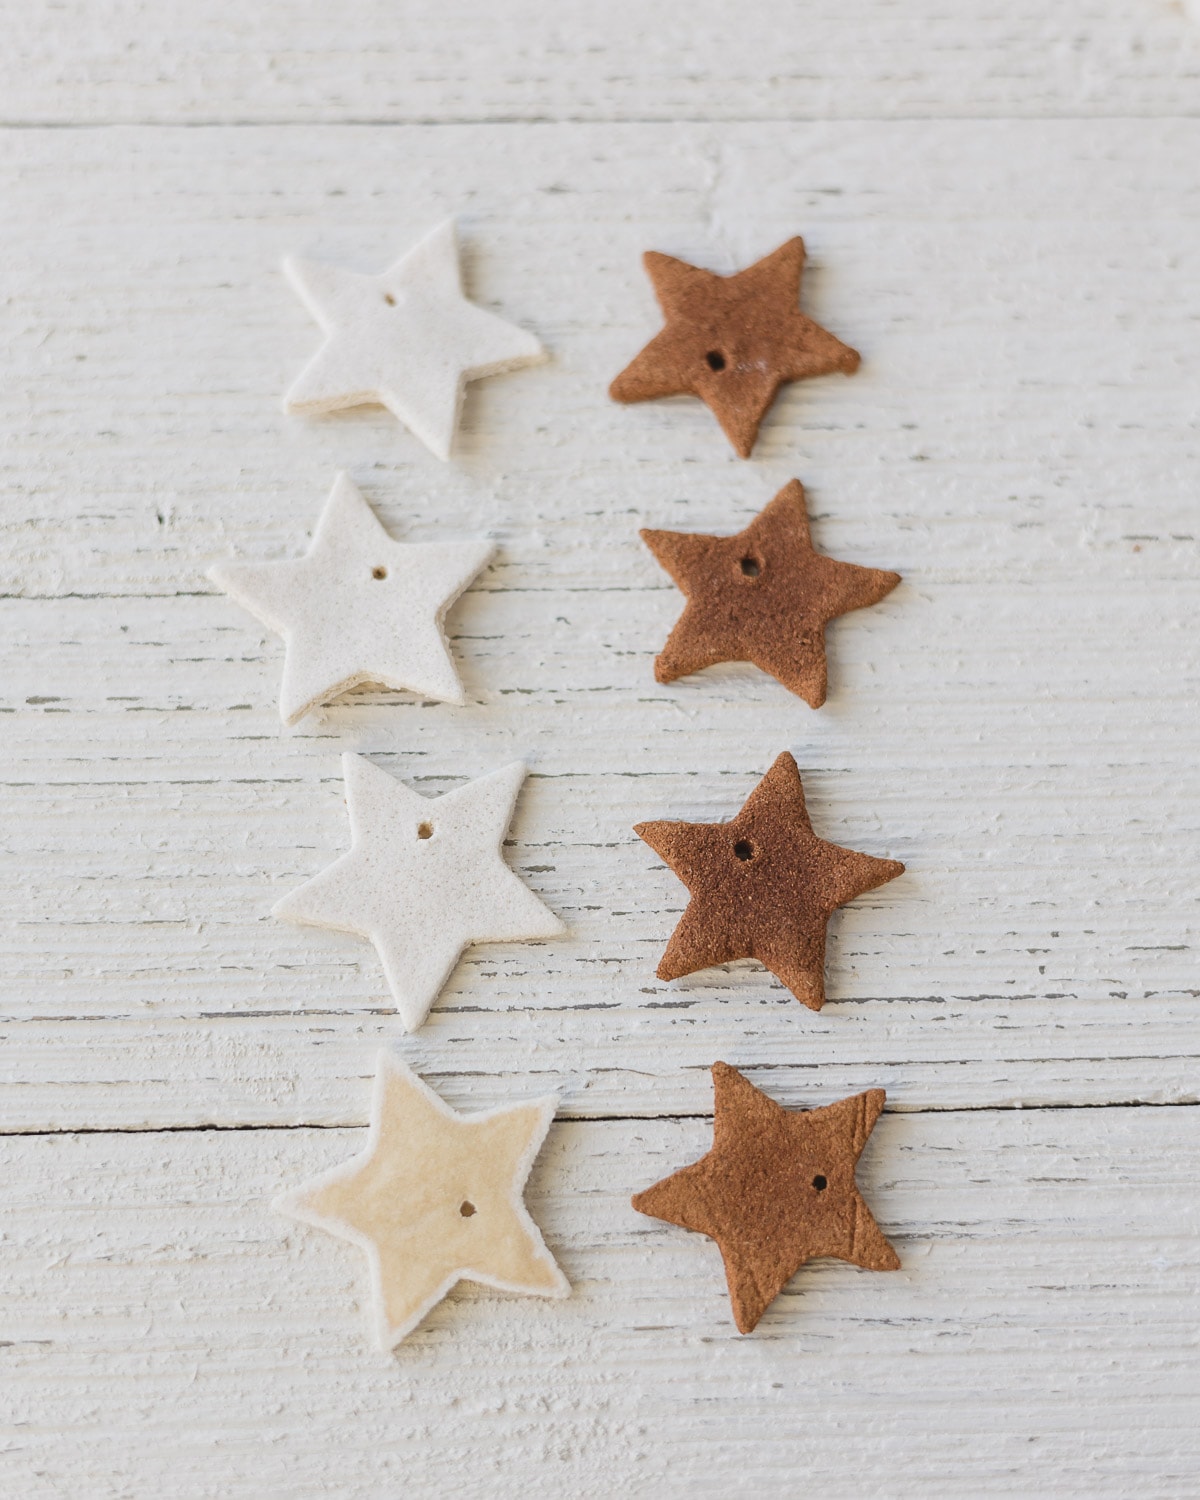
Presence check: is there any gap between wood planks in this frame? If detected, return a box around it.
[4,1098,1198,1137]
[4,111,1200,130]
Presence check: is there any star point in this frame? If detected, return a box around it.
[275,1053,568,1348]
[632,1063,899,1333]
[635,751,903,1010]
[209,473,493,725]
[274,753,564,1031]
[610,236,860,458]
[641,478,900,707]
[283,219,546,460]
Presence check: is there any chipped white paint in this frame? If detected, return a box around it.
[1,3,1200,1495]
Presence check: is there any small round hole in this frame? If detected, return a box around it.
[739,556,761,578]
[383,292,396,306]
[812,1174,827,1192]
[734,839,754,861]
[417,821,434,840]
[371,565,388,580]
[459,1201,476,1217]
[705,350,726,372]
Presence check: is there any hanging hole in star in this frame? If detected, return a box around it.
[372,565,388,580]
[705,350,726,372]
[459,1201,476,1217]
[734,839,755,861]
[417,821,434,840]
[739,556,761,578]
[383,292,396,306]
[812,1174,827,1192]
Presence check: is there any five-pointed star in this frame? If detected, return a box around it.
[208,473,493,725]
[641,478,900,707]
[609,236,860,458]
[634,751,903,1010]
[283,219,546,460]
[632,1062,899,1333]
[275,753,563,1031]
[275,1052,568,1348]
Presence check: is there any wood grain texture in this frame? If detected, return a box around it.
[3,0,1200,124]
[4,1108,1200,1499]
[2,7,1200,1495]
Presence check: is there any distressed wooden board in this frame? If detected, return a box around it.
[3,1106,1200,1499]
[2,120,1200,1136]
[3,0,1200,125]
[2,18,1200,1497]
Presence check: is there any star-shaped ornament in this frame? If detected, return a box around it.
[642,479,900,707]
[276,1053,568,1348]
[275,754,564,1031]
[633,1062,899,1333]
[283,219,545,459]
[609,237,860,458]
[635,751,903,1010]
[209,473,493,725]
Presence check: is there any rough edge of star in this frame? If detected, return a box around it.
[272,1052,569,1350]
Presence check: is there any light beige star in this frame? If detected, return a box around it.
[274,1053,568,1348]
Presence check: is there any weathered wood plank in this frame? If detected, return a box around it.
[4,10,1200,1493]
[3,1107,1199,1498]
[3,121,1199,598]
[2,119,1199,1132]
[2,0,1199,125]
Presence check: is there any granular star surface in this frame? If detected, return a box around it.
[609,237,860,457]
[275,1053,568,1348]
[634,751,904,1010]
[632,1062,900,1333]
[641,478,900,707]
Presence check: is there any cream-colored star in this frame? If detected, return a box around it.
[274,753,564,1031]
[209,473,492,725]
[274,1053,568,1348]
[283,219,545,459]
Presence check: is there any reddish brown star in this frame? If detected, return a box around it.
[609,237,860,458]
[641,479,900,707]
[632,1063,900,1333]
[634,751,903,1010]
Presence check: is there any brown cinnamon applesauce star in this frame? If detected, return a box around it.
[633,1063,899,1334]
[634,751,904,1010]
[609,237,860,457]
[641,479,900,707]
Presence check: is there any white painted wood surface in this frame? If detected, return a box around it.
[2,5,1200,1496]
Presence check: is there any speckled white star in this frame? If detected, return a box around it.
[274,754,564,1031]
[274,1052,568,1349]
[208,473,493,725]
[282,218,546,459]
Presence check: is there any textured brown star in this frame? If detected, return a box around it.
[609,237,860,458]
[641,479,900,707]
[633,1063,899,1333]
[634,751,903,1010]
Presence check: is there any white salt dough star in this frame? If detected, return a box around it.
[274,753,564,1031]
[274,1052,568,1348]
[208,473,493,726]
[282,219,546,459]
